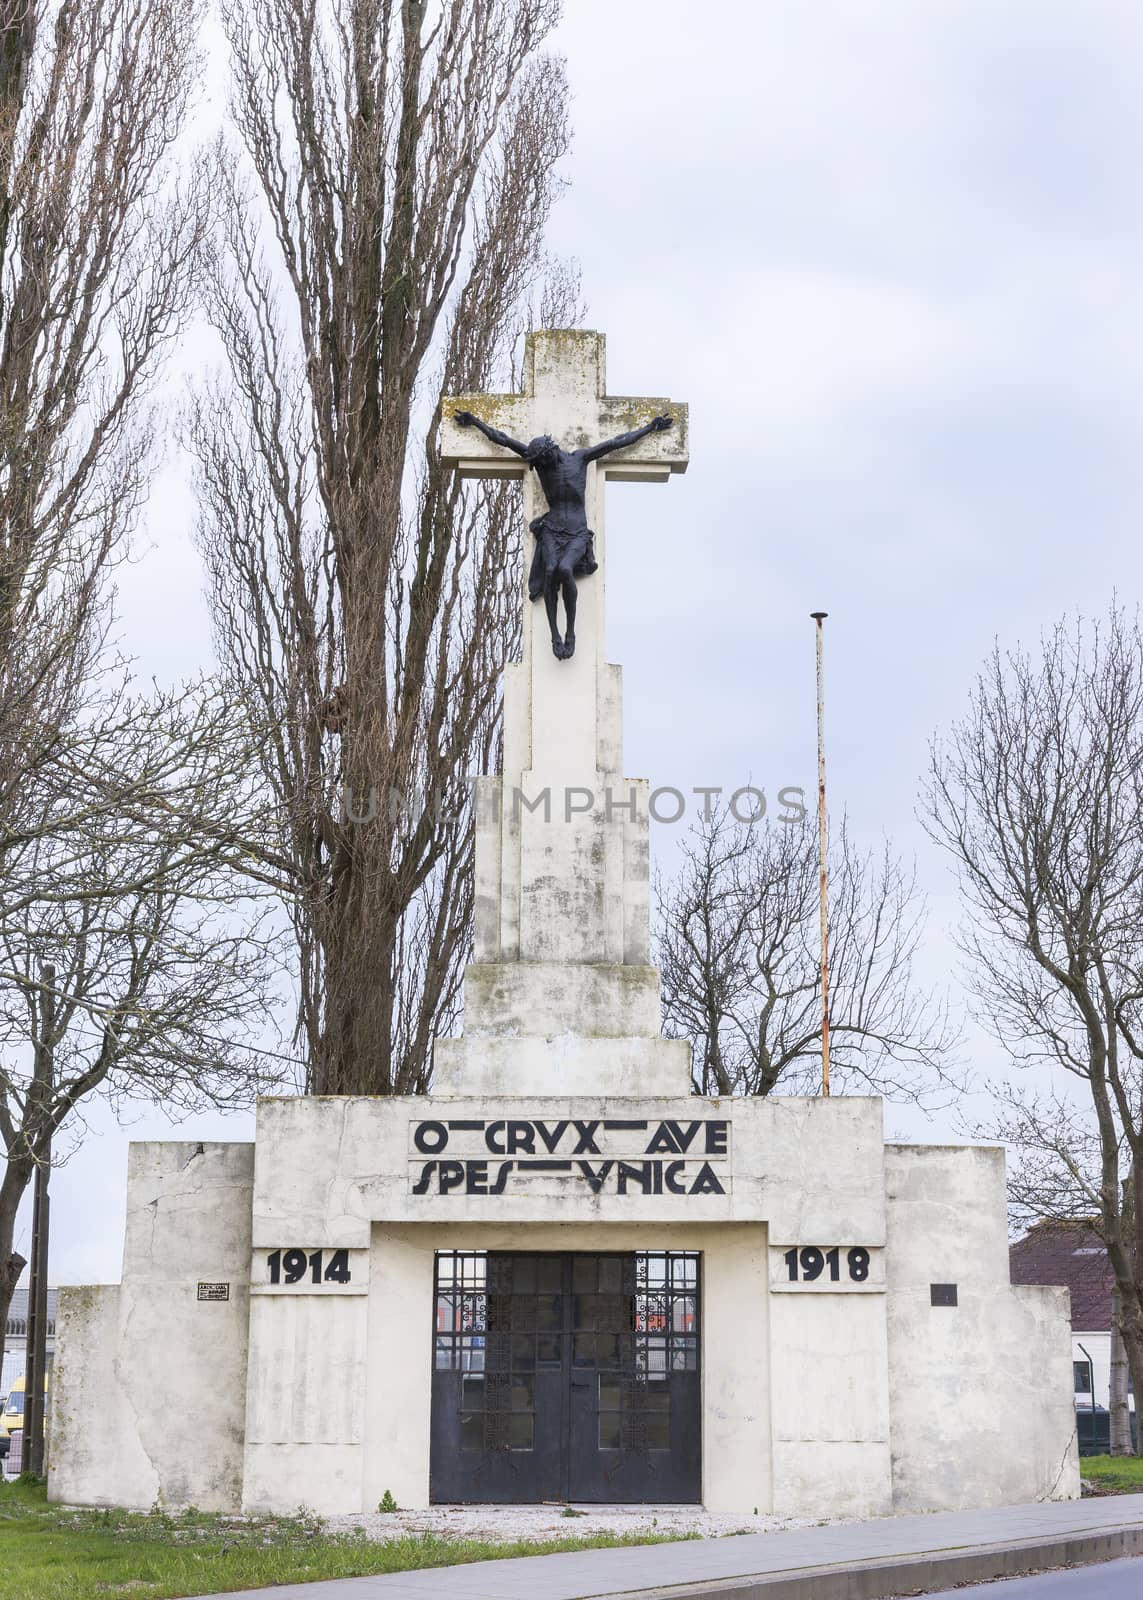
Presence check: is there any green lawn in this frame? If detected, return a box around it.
[1082,1453,1143,1492]
[0,1478,693,1600]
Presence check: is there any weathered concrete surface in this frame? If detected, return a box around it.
[231,1095,1071,1518]
[433,1033,693,1096]
[244,1283,370,1515]
[49,1110,1077,1520]
[631,1534,1143,1600]
[238,1090,891,1515]
[49,1284,126,1503]
[49,1140,255,1511]
[459,962,664,1039]
[768,1287,892,1519]
[54,1091,1077,1518]
[436,332,689,1096]
[885,1143,1080,1511]
[246,1093,889,1241]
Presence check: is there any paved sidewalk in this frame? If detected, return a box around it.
[197,1493,1143,1600]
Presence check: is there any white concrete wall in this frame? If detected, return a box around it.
[248,1094,887,1243]
[434,1035,693,1098]
[48,1140,255,1511]
[460,962,663,1039]
[51,1103,1080,1521]
[49,1286,122,1502]
[884,1144,1080,1512]
[243,1289,369,1515]
[769,1291,892,1519]
[239,1094,890,1517]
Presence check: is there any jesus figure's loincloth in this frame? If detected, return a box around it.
[527,512,598,601]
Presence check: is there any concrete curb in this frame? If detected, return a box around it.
[616,1522,1143,1600]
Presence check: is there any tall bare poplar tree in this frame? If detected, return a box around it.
[927,608,1143,1451]
[0,0,206,1324]
[190,0,575,1094]
[0,0,204,857]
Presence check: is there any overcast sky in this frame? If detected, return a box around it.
[25,0,1143,1287]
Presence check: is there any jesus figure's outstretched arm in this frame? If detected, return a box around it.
[454,410,531,458]
[581,414,673,463]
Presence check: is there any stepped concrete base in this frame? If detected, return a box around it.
[460,961,663,1038]
[433,1033,692,1096]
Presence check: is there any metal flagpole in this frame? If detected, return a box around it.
[810,615,830,1097]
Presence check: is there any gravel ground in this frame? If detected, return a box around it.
[326,1503,828,1544]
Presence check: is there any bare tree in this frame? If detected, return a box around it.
[0,679,286,1353]
[189,0,576,1094]
[0,0,206,1327]
[0,0,205,852]
[926,607,1143,1453]
[657,807,954,1099]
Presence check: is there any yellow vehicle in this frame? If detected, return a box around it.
[2,1372,49,1434]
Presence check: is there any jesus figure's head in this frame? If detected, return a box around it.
[525,435,560,469]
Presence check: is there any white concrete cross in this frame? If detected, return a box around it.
[440,330,688,776]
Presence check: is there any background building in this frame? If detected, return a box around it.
[1009,1221,1134,1451]
[2,1284,58,1395]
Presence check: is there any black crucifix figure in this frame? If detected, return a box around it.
[455,411,674,659]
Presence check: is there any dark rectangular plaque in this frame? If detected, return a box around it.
[197,1281,230,1302]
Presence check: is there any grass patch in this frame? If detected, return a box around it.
[1082,1453,1143,1492]
[0,1478,695,1600]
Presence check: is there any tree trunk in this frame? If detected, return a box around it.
[316,860,403,1094]
[0,1156,31,1365]
[1113,1278,1143,1456]
[1110,1282,1132,1454]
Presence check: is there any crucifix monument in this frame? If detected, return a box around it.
[436,330,691,1094]
[48,326,1078,1528]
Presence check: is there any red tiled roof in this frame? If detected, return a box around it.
[1009,1220,1114,1331]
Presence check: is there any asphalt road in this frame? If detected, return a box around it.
[923,1557,1143,1598]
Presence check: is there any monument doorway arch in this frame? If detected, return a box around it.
[429,1249,701,1503]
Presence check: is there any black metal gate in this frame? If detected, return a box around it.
[429,1250,701,1503]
